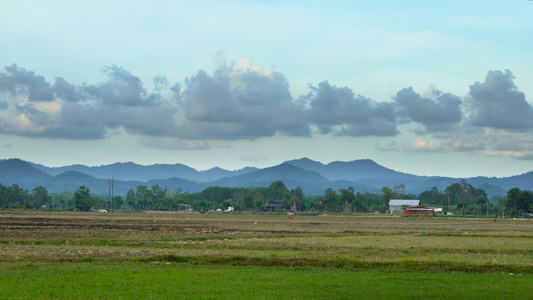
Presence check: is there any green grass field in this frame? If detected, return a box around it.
[2,262,533,299]
[1,211,533,298]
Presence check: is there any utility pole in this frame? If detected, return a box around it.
[111,174,114,213]
[108,175,111,212]
[108,174,115,212]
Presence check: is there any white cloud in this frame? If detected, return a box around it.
[176,57,310,140]
[465,70,533,130]
[484,150,533,160]
[408,137,444,151]
[2,60,533,164]
[395,86,462,132]
[301,81,397,136]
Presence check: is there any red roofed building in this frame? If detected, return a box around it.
[402,205,438,217]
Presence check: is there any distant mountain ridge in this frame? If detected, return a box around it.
[1,158,532,198]
[286,158,423,181]
[0,158,52,187]
[30,161,258,182]
[213,163,329,188]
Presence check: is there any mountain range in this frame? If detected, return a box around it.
[1,157,530,198]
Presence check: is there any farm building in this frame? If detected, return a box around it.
[265,200,283,211]
[388,199,420,214]
[402,205,438,217]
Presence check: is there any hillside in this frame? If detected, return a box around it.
[0,159,53,187]
[286,158,422,181]
[2,157,533,197]
[31,161,257,182]
[213,163,330,191]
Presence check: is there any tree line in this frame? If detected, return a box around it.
[0,184,122,212]
[1,180,532,216]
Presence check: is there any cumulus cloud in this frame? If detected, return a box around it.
[464,70,533,130]
[0,65,178,139]
[389,70,533,160]
[84,66,154,107]
[52,77,82,103]
[301,81,397,136]
[176,57,310,140]
[153,75,168,92]
[1,60,532,161]
[0,64,54,102]
[395,86,462,132]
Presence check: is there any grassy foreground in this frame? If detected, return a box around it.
[2,262,533,299]
[1,210,533,298]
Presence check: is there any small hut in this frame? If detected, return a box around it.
[402,205,437,217]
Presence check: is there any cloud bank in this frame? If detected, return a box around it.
[465,70,533,130]
[0,59,532,159]
[177,58,309,140]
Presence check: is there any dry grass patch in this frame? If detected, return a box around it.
[1,210,533,272]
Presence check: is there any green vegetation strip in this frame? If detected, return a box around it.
[1,262,532,299]
[141,254,533,274]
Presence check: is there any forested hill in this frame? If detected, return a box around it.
[285,158,423,181]
[0,159,52,186]
[30,161,259,182]
[1,158,532,197]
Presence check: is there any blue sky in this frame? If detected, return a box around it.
[1,0,532,178]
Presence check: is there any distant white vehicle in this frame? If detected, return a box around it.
[216,208,223,212]
[97,209,108,213]
[226,207,234,212]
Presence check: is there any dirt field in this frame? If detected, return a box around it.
[1,210,532,272]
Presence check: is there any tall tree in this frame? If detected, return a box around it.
[339,187,355,213]
[445,180,485,206]
[444,183,462,205]
[136,185,151,210]
[393,184,405,199]
[243,193,254,211]
[283,186,305,211]
[506,188,533,216]
[382,187,393,202]
[74,186,93,212]
[126,188,137,210]
[418,187,442,205]
[323,188,339,212]
[12,184,26,208]
[32,186,49,208]
[354,192,367,213]
[151,184,167,210]
[269,180,289,200]
[113,195,124,210]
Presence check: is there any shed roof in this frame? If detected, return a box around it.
[388,199,420,206]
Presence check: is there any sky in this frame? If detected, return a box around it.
[1,0,533,178]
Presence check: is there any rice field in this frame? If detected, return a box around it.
[1,210,533,298]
